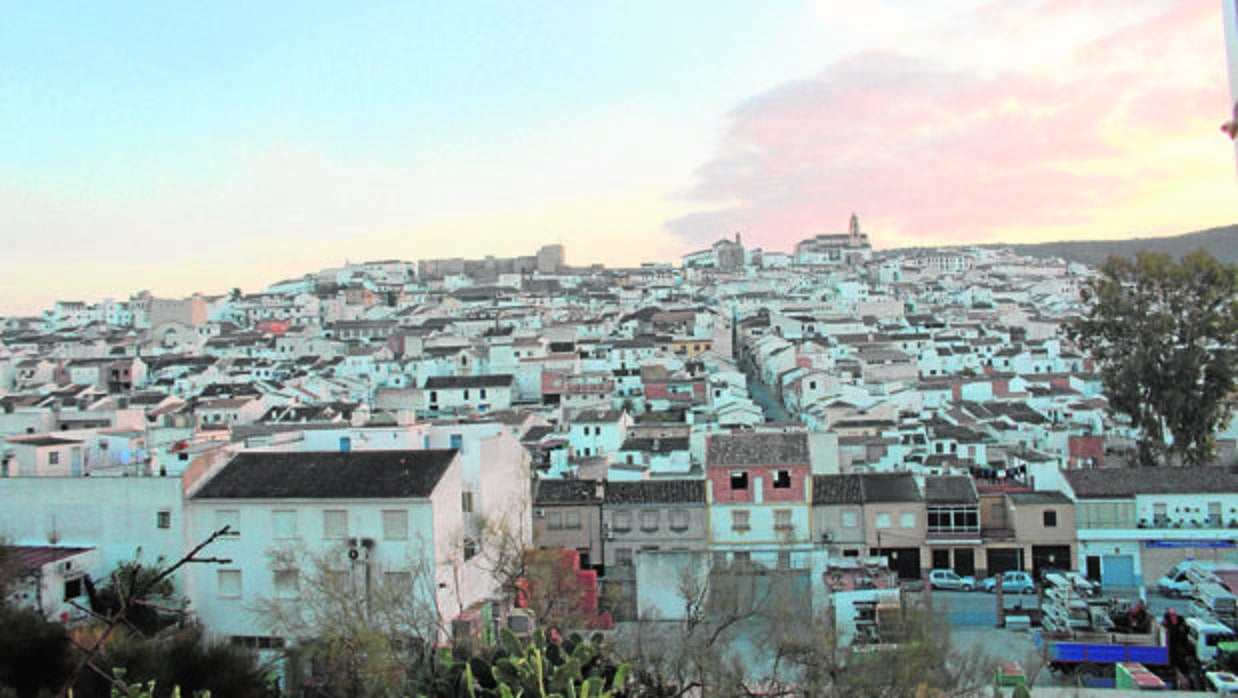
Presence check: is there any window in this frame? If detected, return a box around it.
[1043,510,1058,528]
[876,513,892,528]
[215,509,240,537]
[732,509,750,531]
[615,548,633,567]
[774,509,793,531]
[323,510,348,539]
[777,550,792,571]
[273,510,298,539]
[1208,502,1222,526]
[613,511,632,532]
[429,390,438,403]
[64,577,84,600]
[927,506,979,533]
[900,512,915,528]
[382,509,409,540]
[156,510,172,529]
[217,570,242,599]
[1153,502,1168,525]
[640,510,659,532]
[48,451,59,466]
[480,388,487,399]
[274,570,299,599]
[842,511,858,528]
[463,538,479,561]
[449,433,463,452]
[463,389,469,400]
[773,470,792,489]
[669,509,689,532]
[730,471,749,491]
[462,491,475,514]
[565,511,582,529]
[547,511,563,530]
[384,571,413,590]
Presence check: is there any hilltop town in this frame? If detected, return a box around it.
[2,216,1237,692]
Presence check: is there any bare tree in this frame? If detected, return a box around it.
[252,541,444,698]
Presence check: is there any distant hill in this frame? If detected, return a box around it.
[997,225,1238,267]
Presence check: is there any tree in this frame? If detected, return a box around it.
[253,543,444,698]
[1069,250,1238,466]
[86,554,178,637]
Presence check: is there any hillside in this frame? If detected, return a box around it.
[997,224,1238,267]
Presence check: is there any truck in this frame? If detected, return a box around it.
[1156,560,1238,627]
[1041,615,1236,688]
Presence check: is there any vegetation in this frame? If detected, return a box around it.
[1069,250,1237,466]
[253,544,443,698]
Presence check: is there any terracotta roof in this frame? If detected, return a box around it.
[812,474,864,505]
[706,432,809,467]
[605,480,705,505]
[859,473,922,503]
[1063,467,1238,499]
[194,450,456,499]
[7,545,93,570]
[534,479,604,505]
[923,475,978,504]
[424,374,514,389]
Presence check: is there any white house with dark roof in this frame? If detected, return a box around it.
[1060,467,1238,589]
[420,374,514,417]
[185,449,477,647]
[566,408,632,461]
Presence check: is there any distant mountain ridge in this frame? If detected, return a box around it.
[993,224,1238,267]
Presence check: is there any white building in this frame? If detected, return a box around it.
[184,449,485,646]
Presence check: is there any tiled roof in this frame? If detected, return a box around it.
[1063,467,1238,499]
[605,480,705,505]
[859,473,922,503]
[923,475,979,504]
[1008,491,1074,506]
[5,436,82,447]
[7,545,93,570]
[194,450,456,499]
[619,437,689,453]
[812,474,864,505]
[424,374,514,389]
[534,479,604,504]
[706,432,809,467]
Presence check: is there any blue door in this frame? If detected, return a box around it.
[1102,554,1135,587]
[339,436,351,452]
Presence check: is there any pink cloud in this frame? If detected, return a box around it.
[667,0,1225,251]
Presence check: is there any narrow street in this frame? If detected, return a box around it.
[744,368,795,423]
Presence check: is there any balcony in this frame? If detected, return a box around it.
[981,526,1016,540]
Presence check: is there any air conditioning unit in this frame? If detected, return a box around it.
[534,508,546,518]
[347,537,375,561]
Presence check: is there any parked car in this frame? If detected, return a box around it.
[929,569,977,591]
[983,570,1037,594]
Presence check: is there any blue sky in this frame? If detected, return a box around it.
[2,1,1235,314]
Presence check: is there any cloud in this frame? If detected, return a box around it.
[667,0,1227,252]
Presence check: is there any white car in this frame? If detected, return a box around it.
[929,569,977,591]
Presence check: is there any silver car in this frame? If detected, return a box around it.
[929,569,977,591]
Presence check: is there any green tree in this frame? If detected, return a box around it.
[1069,250,1238,466]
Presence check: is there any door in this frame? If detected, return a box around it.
[1101,554,1136,587]
[1031,545,1072,577]
[954,548,976,577]
[986,548,1023,576]
[931,549,950,571]
[1086,555,1102,583]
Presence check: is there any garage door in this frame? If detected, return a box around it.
[1102,554,1136,587]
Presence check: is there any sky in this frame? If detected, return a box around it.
[2,1,1236,316]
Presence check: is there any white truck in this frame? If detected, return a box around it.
[1157,560,1238,627]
